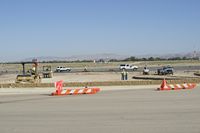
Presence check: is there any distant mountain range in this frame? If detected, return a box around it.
[161,51,200,59]
[23,53,129,62]
[136,51,200,59]
[22,51,200,62]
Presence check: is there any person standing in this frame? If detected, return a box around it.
[125,70,128,80]
[121,69,128,80]
[121,69,125,80]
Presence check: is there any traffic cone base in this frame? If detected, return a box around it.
[51,81,100,96]
[158,79,196,91]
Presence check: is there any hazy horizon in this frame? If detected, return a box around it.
[0,0,200,62]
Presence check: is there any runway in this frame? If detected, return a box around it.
[0,86,200,133]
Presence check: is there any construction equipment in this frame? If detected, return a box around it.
[42,65,53,78]
[143,67,150,75]
[15,59,41,84]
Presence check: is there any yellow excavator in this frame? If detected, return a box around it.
[15,59,41,83]
[42,65,53,78]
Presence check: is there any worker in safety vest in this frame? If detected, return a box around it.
[121,69,128,80]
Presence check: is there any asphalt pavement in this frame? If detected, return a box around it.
[0,86,200,133]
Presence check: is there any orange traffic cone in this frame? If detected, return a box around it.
[52,80,63,95]
[158,78,171,90]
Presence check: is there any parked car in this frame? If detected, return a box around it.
[119,64,138,71]
[157,66,174,75]
[56,66,71,72]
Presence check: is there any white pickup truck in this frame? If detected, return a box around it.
[56,66,71,72]
[119,64,138,71]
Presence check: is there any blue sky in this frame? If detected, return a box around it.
[0,0,200,61]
